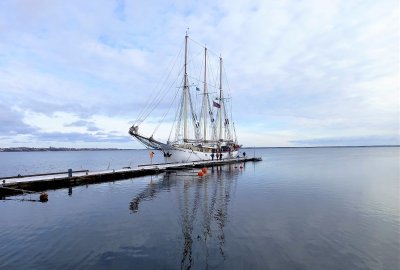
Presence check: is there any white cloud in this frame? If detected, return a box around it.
[0,0,398,147]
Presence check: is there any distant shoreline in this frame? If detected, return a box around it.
[0,147,138,152]
[242,145,399,149]
[0,145,398,152]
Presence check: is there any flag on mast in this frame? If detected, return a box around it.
[213,101,221,108]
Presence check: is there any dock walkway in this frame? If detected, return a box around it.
[0,157,262,197]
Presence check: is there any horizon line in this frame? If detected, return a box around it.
[0,145,399,151]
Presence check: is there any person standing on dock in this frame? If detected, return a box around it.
[243,152,246,158]
[150,151,155,164]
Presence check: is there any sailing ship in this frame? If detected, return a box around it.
[129,32,240,163]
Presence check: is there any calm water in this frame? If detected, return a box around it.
[0,147,399,270]
[0,149,166,178]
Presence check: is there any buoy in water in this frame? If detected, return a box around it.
[201,167,207,174]
[198,171,204,177]
[39,192,48,202]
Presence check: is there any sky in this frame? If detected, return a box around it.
[0,0,398,148]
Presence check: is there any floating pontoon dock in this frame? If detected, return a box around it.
[0,157,261,197]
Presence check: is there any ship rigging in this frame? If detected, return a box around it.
[129,32,240,162]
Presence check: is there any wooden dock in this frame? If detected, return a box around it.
[0,157,262,197]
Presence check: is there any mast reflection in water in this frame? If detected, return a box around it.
[1,147,398,270]
[129,164,242,269]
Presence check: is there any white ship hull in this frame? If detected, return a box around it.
[162,148,239,163]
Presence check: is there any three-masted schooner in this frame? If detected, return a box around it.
[129,33,240,163]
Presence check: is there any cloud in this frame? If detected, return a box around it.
[34,131,131,143]
[0,104,37,135]
[64,120,101,132]
[292,135,400,147]
[0,0,398,147]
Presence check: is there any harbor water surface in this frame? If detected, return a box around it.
[0,147,399,269]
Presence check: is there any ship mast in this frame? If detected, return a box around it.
[183,32,189,142]
[219,56,223,142]
[203,47,207,142]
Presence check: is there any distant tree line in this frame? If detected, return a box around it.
[0,147,126,152]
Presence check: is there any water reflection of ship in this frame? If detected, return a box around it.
[129,175,175,213]
[129,164,243,269]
